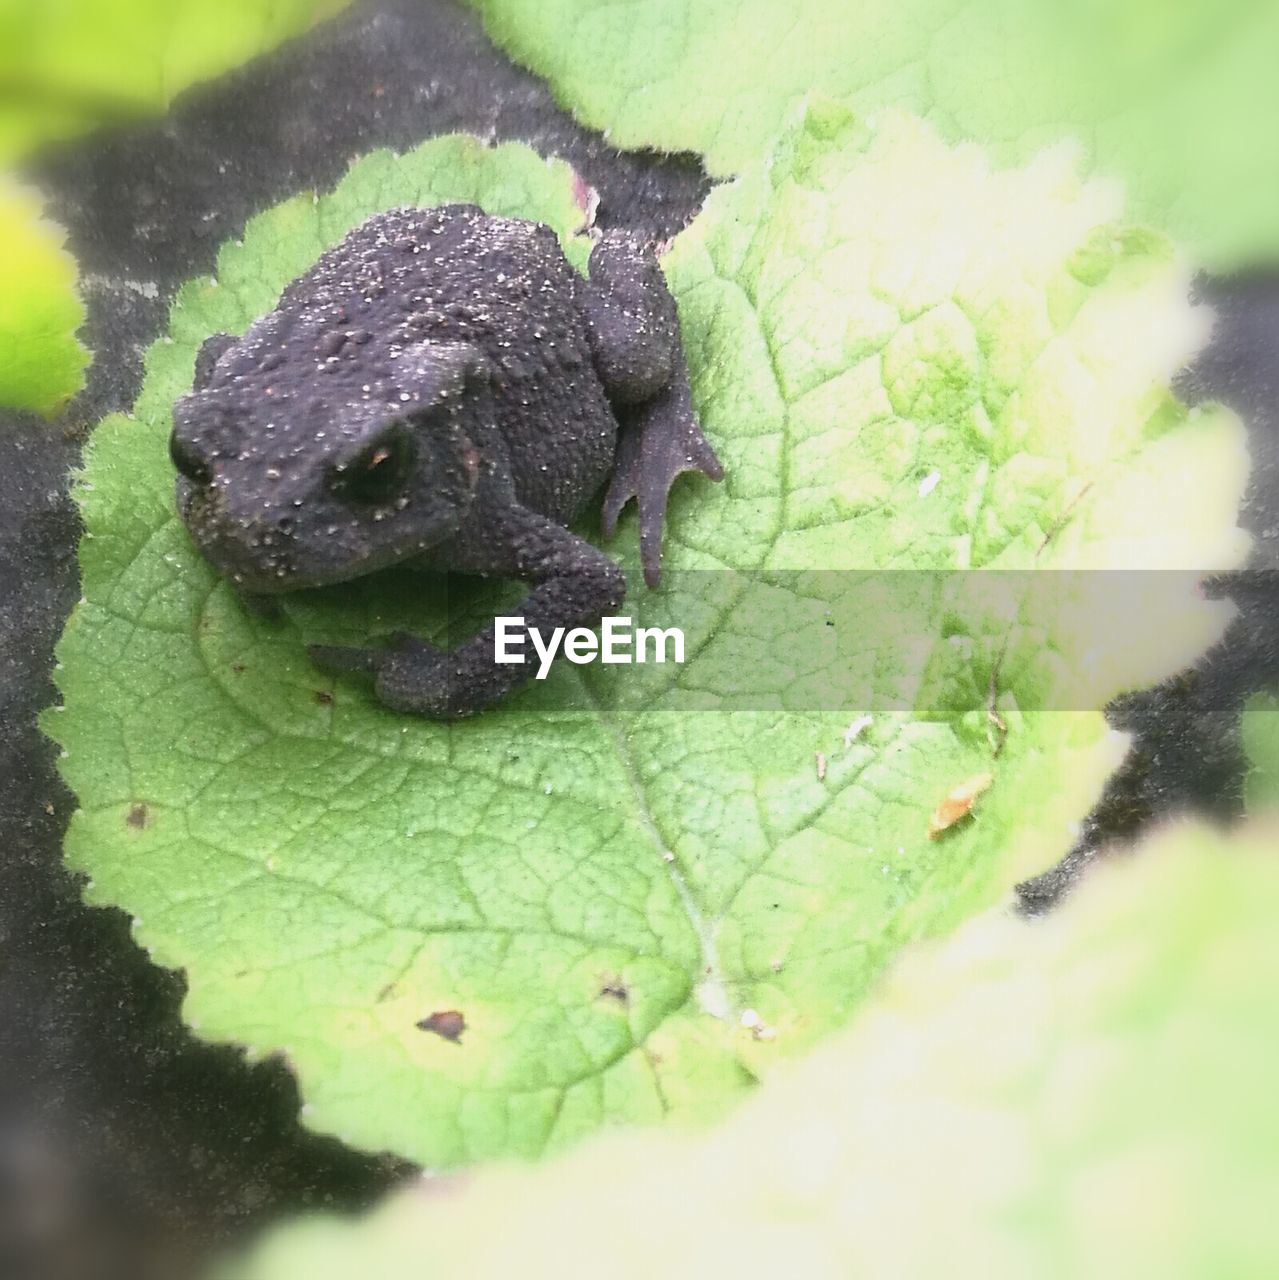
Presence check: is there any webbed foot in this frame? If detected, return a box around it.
[602,373,723,588]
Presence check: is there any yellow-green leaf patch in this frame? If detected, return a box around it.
[0,0,349,160]
[471,0,1279,269]
[221,819,1279,1279]
[0,179,88,415]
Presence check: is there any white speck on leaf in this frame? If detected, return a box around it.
[843,715,873,747]
[696,977,730,1020]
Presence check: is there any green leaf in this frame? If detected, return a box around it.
[1242,691,1279,813]
[471,0,1279,270]
[50,117,1245,1168]
[0,0,348,160]
[220,819,1279,1279]
[0,179,88,415]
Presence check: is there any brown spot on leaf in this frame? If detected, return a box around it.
[314,689,334,706]
[572,172,600,228]
[231,663,246,675]
[417,1010,465,1042]
[125,803,150,830]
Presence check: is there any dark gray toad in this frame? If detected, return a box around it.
[169,204,722,718]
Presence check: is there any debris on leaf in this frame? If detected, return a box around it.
[927,772,994,839]
[598,978,629,1005]
[417,1011,466,1043]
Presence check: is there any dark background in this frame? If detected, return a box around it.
[0,1,1274,1275]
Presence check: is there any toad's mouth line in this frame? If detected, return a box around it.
[177,481,462,595]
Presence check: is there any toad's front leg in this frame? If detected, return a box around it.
[308,507,624,719]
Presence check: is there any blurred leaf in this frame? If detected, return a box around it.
[471,0,1279,269]
[0,178,87,414]
[49,115,1244,1168]
[1242,691,1279,812]
[0,0,348,159]
[220,819,1279,1279]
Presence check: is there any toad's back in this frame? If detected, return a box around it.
[276,205,617,521]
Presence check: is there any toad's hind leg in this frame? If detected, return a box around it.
[308,506,624,719]
[584,233,723,588]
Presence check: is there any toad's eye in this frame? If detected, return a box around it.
[329,421,416,505]
[169,428,213,485]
